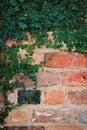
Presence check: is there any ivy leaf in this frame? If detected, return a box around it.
[19,0,24,2]
[18,22,28,29]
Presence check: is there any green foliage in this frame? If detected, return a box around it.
[0,0,87,125]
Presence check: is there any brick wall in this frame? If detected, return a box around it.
[0,46,87,130]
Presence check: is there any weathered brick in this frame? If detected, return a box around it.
[14,72,60,87]
[68,90,87,104]
[44,90,64,104]
[32,54,42,65]
[32,108,76,122]
[23,77,34,87]
[61,72,87,86]
[5,113,11,123]
[45,53,87,67]
[7,91,15,104]
[0,93,3,104]
[18,90,41,104]
[28,126,44,130]
[47,126,83,130]
[37,71,60,87]
[13,73,34,87]
[80,109,87,123]
[11,109,28,123]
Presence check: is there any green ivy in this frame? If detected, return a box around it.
[0,0,87,125]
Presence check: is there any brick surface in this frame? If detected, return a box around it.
[68,90,87,104]
[37,71,60,87]
[18,90,41,104]
[13,71,60,87]
[11,109,28,123]
[32,108,76,122]
[13,73,34,87]
[28,126,44,130]
[61,72,87,86]
[44,90,64,104]
[47,126,83,130]
[45,53,87,67]
[0,93,3,104]
[32,54,42,65]
[7,91,15,104]
[5,114,11,123]
[80,109,87,123]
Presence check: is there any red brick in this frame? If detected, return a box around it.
[0,93,3,104]
[47,126,83,130]
[61,72,87,86]
[68,90,87,104]
[44,90,64,104]
[11,109,28,123]
[28,126,44,130]
[45,53,87,67]
[32,108,77,122]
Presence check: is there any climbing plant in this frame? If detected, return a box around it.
[0,0,87,125]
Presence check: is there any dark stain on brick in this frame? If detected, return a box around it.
[18,90,41,104]
[82,75,86,80]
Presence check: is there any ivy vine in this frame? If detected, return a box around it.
[0,0,87,125]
